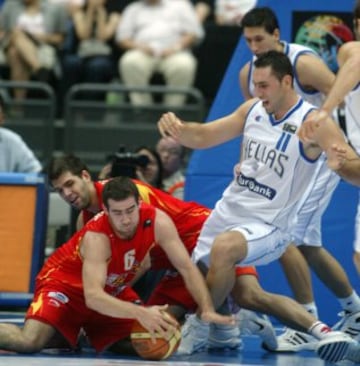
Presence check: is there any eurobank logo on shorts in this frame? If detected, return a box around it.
[236,174,276,199]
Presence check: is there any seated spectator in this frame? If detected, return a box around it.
[48,0,85,11]
[0,97,41,172]
[156,136,186,199]
[135,146,164,190]
[191,0,215,24]
[115,0,204,107]
[0,0,68,101]
[214,0,257,25]
[59,0,121,104]
[98,146,164,191]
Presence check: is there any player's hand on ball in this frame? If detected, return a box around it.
[138,304,179,343]
[131,308,181,360]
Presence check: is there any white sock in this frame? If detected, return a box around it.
[302,302,318,319]
[308,321,332,339]
[338,291,360,313]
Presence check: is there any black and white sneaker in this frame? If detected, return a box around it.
[333,311,360,341]
[237,309,278,350]
[316,331,360,363]
[264,327,317,352]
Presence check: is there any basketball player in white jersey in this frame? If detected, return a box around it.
[157,50,360,364]
[298,1,360,278]
[238,6,360,352]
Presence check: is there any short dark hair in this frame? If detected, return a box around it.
[46,154,89,182]
[102,176,140,209]
[254,50,294,82]
[241,7,279,34]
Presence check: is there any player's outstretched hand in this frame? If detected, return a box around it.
[158,112,184,139]
[199,310,236,326]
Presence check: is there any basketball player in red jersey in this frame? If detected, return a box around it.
[46,154,279,352]
[0,177,233,354]
[47,155,258,313]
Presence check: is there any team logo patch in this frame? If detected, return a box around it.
[48,291,69,304]
[282,123,297,133]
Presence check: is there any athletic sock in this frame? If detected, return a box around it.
[302,302,318,319]
[308,321,332,339]
[338,291,360,313]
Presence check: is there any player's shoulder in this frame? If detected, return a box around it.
[153,206,173,227]
[339,40,360,55]
[243,97,260,111]
[240,61,251,77]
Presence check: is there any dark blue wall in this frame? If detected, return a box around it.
[185,0,359,325]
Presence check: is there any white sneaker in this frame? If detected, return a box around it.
[236,309,278,350]
[316,331,360,363]
[208,323,242,350]
[266,327,317,352]
[176,314,209,355]
[333,311,360,341]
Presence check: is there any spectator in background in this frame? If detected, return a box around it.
[156,136,185,200]
[0,0,68,101]
[48,0,85,9]
[135,146,164,190]
[191,0,214,24]
[115,0,204,107]
[215,0,257,25]
[98,146,164,192]
[0,97,41,172]
[59,0,121,103]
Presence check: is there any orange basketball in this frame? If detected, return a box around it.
[130,313,181,360]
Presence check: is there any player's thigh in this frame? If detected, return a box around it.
[234,223,290,266]
[26,286,84,348]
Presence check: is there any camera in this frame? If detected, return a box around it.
[110,146,149,178]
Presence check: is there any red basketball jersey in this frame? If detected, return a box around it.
[37,202,156,295]
[81,180,210,269]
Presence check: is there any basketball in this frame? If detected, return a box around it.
[130,313,181,360]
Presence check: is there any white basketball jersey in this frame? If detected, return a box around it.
[248,42,324,107]
[345,84,360,153]
[215,98,319,230]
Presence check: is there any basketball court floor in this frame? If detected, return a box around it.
[0,311,340,366]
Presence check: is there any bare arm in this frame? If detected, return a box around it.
[118,38,155,55]
[72,8,95,40]
[157,99,256,149]
[298,110,360,185]
[95,9,120,41]
[239,62,253,100]
[80,231,178,337]
[325,144,360,186]
[322,41,360,113]
[295,53,336,96]
[154,209,234,325]
[76,213,84,231]
[194,2,211,23]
